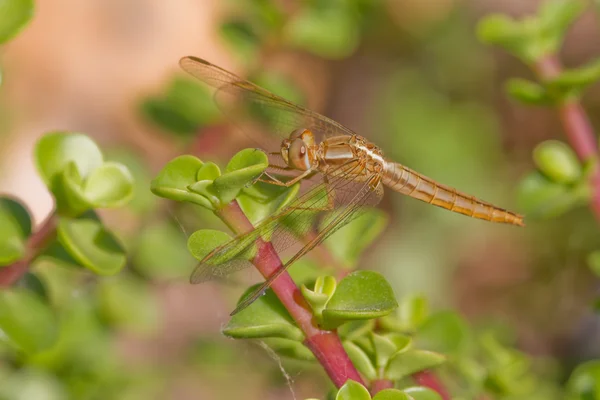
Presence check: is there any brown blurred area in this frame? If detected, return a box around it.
[2,0,600,399]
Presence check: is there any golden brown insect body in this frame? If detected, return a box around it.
[282,129,524,226]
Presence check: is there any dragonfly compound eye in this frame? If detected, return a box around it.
[289,139,311,170]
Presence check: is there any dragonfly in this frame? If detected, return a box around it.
[179,56,524,315]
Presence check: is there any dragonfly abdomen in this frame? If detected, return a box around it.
[382,161,524,226]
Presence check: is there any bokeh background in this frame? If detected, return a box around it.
[1,0,600,399]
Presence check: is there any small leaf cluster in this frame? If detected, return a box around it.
[219,0,378,62]
[323,379,442,400]
[0,133,167,398]
[0,133,133,351]
[517,140,591,219]
[1,133,132,274]
[477,0,600,105]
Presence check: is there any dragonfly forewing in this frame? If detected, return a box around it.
[179,56,357,144]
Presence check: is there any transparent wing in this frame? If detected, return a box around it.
[189,160,368,284]
[179,56,357,142]
[230,176,384,315]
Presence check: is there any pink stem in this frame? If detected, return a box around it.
[413,370,451,400]
[0,213,58,287]
[534,54,600,221]
[371,379,394,395]
[216,201,364,388]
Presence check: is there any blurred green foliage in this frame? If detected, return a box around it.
[0,0,34,44]
[2,0,600,399]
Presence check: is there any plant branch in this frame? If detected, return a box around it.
[413,370,451,400]
[534,54,600,221]
[371,379,394,395]
[216,201,365,388]
[0,212,58,287]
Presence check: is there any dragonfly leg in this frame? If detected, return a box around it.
[258,169,313,187]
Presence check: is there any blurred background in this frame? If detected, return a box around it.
[1,0,600,399]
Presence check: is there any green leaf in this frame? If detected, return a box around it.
[380,299,429,334]
[546,58,600,94]
[338,320,375,341]
[301,275,336,320]
[187,229,233,261]
[370,332,402,369]
[402,387,443,400]
[373,389,410,400]
[223,285,304,341]
[28,300,114,373]
[343,340,377,380]
[0,197,32,266]
[36,241,83,272]
[397,294,429,332]
[538,0,586,43]
[261,337,315,361]
[220,20,261,63]
[417,311,469,354]
[35,132,104,190]
[105,149,157,213]
[57,214,126,275]
[324,208,388,267]
[0,0,34,44]
[98,274,159,335]
[322,271,398,329]
[237,180,300,225]
[335,380,371,400]
[506,78,553,105]
[517,171,587,218]
[588,251,600,278]
[476,15,529,60]
[286,5,360,59]
[141,77,219,135]
[533,140,581,184]
[566,360,600,399]
[0,288,58,354]
[197,161,221,181]
[15,272,49,301]
[386,350,446,380]
[213,148,269,204]
[54,162,94,215]
[150,155,215,209]
[132,221,196,280]
[82,161,134,207]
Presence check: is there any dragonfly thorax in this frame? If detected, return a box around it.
[281,128,318,171]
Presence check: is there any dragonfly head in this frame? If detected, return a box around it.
[281,128,316,171]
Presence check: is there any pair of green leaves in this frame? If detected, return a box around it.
[151,150,275,213]
[36,133,133,216]
[222,271,397,340]
[518,140,590,219]
[478,0,599,105]
[329,380,442,400]
[0,132,135,355]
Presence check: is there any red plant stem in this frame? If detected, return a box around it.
[371,379,394,395]
[413,370,451,400]
[216,201,364,388]
[0,213,58,287]
[534,54,600,221]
